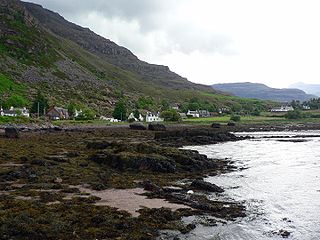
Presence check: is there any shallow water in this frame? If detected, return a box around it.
[182,131,320,240]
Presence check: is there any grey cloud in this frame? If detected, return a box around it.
[24,0,235,55]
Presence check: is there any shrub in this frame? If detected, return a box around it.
[160,109,181,122]
[230,114,241,122]
[285,110,303,119]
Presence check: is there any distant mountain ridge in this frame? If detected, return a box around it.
[212,82,316,102]
[289,83,320,97]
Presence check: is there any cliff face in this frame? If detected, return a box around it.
[22,2,209,90]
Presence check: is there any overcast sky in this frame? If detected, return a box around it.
[24,0,320,88]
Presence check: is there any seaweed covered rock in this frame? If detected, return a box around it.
[148,122,166,131]
[89,142,218,173]
[211,123,221,128]
[190,179,224,193]
[227,121,236,126]
[154,128,245,146]
[129,123,147,130]
[5,127,20,138]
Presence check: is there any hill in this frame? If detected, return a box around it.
[212,82,315,102]
[0,0,271,115]
[289,83,320,97]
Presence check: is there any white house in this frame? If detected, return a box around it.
[198,110,210,118]
[171,103,180,111]
[1,106,29,117]
[16,107,30,117]
[187,110,200,118]
[74,109,83,118]
[271,106,294,112]
[128,112,138,122]
[146,112,164,123]
[100,116,120,122]
[303,105,311,110]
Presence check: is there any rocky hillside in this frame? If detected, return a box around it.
[212,82,316,102]
[0,0,269,114]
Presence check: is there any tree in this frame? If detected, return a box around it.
[76,108,96,120]
[113,99,127,121]
[160,109,181,122]
[133,109,140,119]
[31,92,49,117]
[67,103,77,118]
[160,99,170,111]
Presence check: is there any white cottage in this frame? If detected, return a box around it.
[187,110,200,118]
[271,106,294,112]
[146,112,164,123]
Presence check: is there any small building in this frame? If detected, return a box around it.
[74,109,83,118]
[46,106,69,120]
[303,105,311,110]
[100,116,120,122]
[170,103,180,111]
[128,113,144,122]
[1,106,29,117]
[16,107,30,117]
[198,110,210,118]
[128,112,138,122]
[271,106,294,112]
[3,107,17,117]
[146,112,164,123]
[187,110,200,118]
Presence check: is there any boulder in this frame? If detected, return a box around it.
[148,122,166,131]
[5,127,20,139]
[211,123,221,128]
[129,123,147,130]
[190,180,224,193]
[227,121,236,126]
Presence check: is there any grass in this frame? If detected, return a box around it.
[183,111,320,125]
[0,73,29,107]
[0,116,31,124]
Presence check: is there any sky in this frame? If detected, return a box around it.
[24,0,320,88]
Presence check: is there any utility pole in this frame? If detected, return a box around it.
[37,102,40,118]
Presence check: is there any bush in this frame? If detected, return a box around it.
[160,109,181,122]
[285,110,303,119]
[230,114,241,122]
[75,108,96,120]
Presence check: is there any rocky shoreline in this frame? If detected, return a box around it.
[1,122,320,239]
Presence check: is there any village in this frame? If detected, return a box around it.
[0,102,312,123]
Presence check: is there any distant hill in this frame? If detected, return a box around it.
[289,83,320,97]
[212,82,316,102]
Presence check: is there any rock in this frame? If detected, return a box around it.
[148,123,166,131]
[211,123,221,128]
[142,180,163,193]
[190,180,224,193]
[278,229,291,238]
[54,177,63,183]
[227,121,236,126]
[129,123,147,130]
[5,127,20,138]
